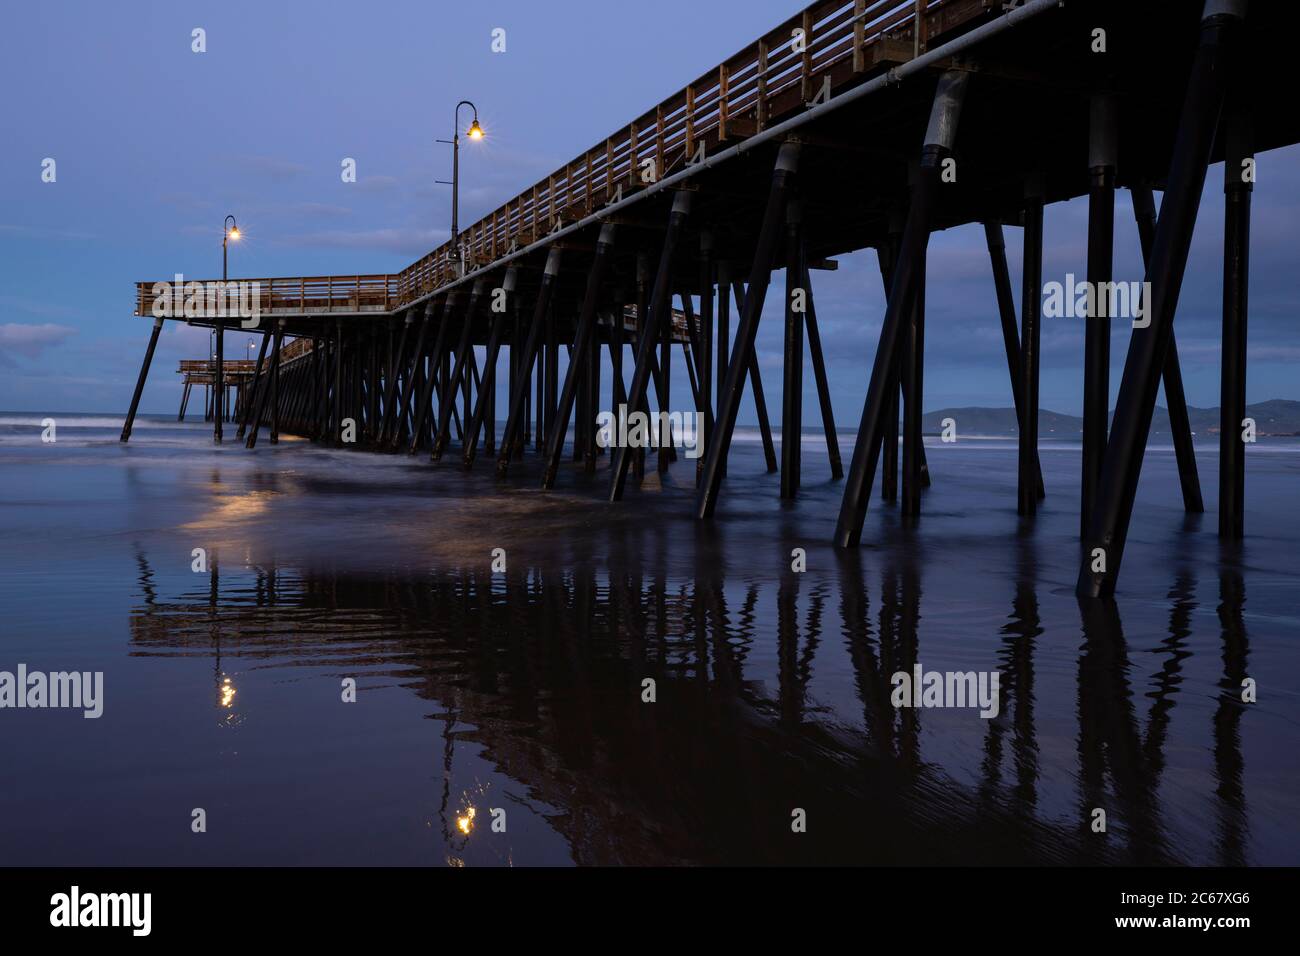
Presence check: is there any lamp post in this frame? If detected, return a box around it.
[215,215,240,442]
[437,101,483,278]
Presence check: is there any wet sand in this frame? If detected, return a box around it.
[0,414,1296,865]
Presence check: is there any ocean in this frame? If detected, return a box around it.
[0,412,1296,865]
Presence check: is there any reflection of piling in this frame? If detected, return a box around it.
[133,529,1246,864]
[1213,561,1250,866]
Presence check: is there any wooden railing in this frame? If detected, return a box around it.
[140,1,984,319]
[136,274,398,318]
[177,359,261,383]
[178,360,259,373]
[277,337,315,362]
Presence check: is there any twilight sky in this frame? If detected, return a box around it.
[2,0,1296,421]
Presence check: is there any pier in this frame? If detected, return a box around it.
[121,0,1288,596]
[174,360,258,424]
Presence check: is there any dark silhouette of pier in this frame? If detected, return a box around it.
[120,0,1287,596]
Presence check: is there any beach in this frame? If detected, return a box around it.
[1,413,1296,865]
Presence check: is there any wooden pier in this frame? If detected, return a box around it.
[175,359,259,423]
[121,0,1290,596]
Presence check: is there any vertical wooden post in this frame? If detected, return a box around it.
[1220,112,1253,539]
[781,200,805,499]
[1018,184,1044,517]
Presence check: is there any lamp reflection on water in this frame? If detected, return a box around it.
[216,673,243,726]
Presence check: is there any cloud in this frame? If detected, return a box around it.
[0,322,76,359]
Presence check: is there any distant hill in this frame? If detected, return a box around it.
[921,400,1300,437]
[921,406,1081,436]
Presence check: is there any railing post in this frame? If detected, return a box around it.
[853,0,866,73]
[800,10,813,102]
[718,64,730,140]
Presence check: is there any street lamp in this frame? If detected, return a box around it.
[437,101,484,277]
[214,214,239,443]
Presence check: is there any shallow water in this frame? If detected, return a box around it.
[0,413,1296,865]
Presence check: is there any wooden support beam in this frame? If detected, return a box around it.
[877,241,900,502]
[835,71,967,548]
[1131,184,1204,514]
[433,283,486,460]
[269,319,285,444]
[379,312,413,445]
[1082,94,1117,533]
[245,321,284,449]
[390,308,431,450]
[120,317,164,442]
[1078,5,1242,598]
[732,279,779,474]
[802,246,843,480]
[902,243,927,517]
[1017,187,1044,517]
[498,249,563,477]
[543,225,616,488]
[1219,111,1253,539]
[781,200,805,499]
[408,299,448,454]
[694,140,797,518]
[610,191,692,501]
[983,222,1044,499]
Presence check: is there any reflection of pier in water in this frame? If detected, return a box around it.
[129,549,1251,865]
